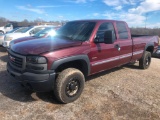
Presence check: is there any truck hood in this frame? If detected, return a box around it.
[11,37,82,55]
[13,36,36,44]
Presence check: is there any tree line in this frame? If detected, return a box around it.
[0,17,66,27]
[130,28,160,37]
[0,16,160,37]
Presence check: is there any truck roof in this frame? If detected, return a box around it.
[69,19,125,23]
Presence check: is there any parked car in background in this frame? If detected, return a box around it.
[0,23,13,35]
[3,26,48,48]
[0,27,27,46]
[9,26,60,48]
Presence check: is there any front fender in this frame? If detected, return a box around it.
[51,55,90,75]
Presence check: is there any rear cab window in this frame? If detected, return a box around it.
[116,22,129,40]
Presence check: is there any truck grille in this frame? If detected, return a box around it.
[8,50,26,71]
[9,54,23,68]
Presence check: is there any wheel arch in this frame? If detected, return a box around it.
[51,55,90,77]
[145,43,154,54]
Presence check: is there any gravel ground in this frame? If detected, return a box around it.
[0,47,160,120]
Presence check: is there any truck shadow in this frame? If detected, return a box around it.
[124,63,140,69]
[0,55,8,62]
[86,64,140,81]
[0,47,7,52]
[86,67,123,81]
[0,70,62,104]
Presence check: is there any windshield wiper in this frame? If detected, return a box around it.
[56,35,74,40]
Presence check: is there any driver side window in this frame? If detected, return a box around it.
[96,22,116,42]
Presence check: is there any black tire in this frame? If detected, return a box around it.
[139,51,151,69]
[0,31,4,35]
[54,68,85,103]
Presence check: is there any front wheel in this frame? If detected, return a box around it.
[54,68,85,103]
[0,31,4,35]
[139,51,151,69]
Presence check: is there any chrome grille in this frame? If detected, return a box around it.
[9,54,23,68]
[8,50,26,71]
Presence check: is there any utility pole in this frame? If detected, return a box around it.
[145,13,148,29]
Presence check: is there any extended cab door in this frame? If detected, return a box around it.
[116,22,132,65]
[90,22,120,74]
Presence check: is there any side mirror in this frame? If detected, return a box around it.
[104,30,115,44]
[29,31,34,36]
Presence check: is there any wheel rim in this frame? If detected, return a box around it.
[145,56,150,66]
[66,77,80,97]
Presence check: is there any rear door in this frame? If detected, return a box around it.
[90,22,120,74]
[116,22,132,65]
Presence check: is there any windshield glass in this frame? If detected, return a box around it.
[14,27,28,33]
[5,23,12,27]
[7,27,20,33]
[33,27,53,37]
[21,26,34,33]
[56,21,96,41]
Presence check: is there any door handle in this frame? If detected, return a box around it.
[115,44,121,51]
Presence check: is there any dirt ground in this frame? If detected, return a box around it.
[0,47,160,120]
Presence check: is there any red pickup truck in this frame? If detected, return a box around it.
[7,20,159,103]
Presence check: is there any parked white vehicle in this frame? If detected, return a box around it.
[0,23,13,35]
[3,26,47,48]
[0,27,27,46]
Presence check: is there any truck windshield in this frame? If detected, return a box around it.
[56,21,96,41]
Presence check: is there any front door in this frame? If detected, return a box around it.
[90,22,120,74]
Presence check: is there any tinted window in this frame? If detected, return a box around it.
[96,22,116,42]
[116,22,129,39]
[56,21,96,41]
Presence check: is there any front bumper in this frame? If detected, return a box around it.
[3,41,10,48]
[7,63,56,92]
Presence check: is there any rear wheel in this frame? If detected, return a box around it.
[139,51,151,69]
[54,68,85,103]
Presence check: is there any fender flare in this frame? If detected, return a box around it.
[145,43,154,50]
[51,55,90,75]
[145,42,154,54]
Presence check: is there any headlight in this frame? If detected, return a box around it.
[5,37,13,41]
[26,56,47,64]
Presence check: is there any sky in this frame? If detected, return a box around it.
[0,0,160,28]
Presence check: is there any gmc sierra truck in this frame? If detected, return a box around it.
[7,20,159,103]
